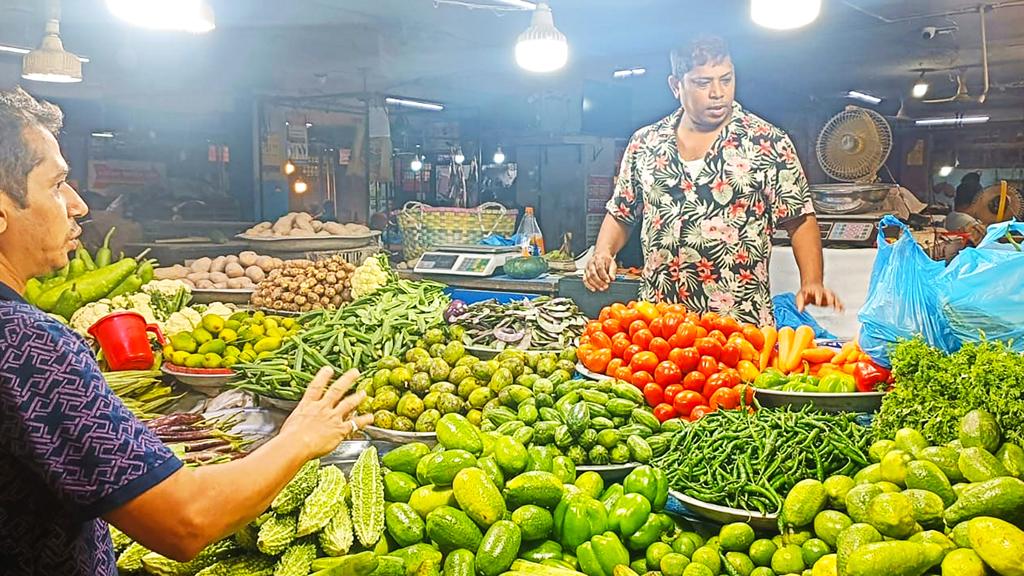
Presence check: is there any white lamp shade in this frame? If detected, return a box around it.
[22,20,82,83]
[750,0,821,30]
[515,3,568,73]
[912,82,929,98]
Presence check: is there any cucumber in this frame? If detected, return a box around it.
[387,502,426,546]
[660,418,686,433]
[959,409,1001,453]
[629,409,661,433]
[585,402,610,421]
[579,389,610,405]
[943,476,1024,526]
[505,471,564,510]
[958,447,1010,482]
[409,485,457,519]
[845,541,944,576]
[443,549,475,576]
[484,405,517,427]
[626,435,653,464]
[611,381,645,404]
[494,436,529,477]
[418,450,478,487]
[539,408,563,423]
[919,446,966,483]
[512,426,535,446]
[565,402,590,437]
[497,421,526,436]
[437,414,483,454]
[619,424,653,439]
[372,556,407,576]
[392,544,443,576]
[476,520,522,576]
[476,457,506,491]
[454,467,506,529]
[384,472,421,504]
[426,506,484,553]
[590,417,615,431]
[384,443,433,476]
[966,516,1024,576]
[533,421,560,445]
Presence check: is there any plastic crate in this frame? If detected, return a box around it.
[444,288,539,305]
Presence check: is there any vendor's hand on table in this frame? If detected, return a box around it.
[279,367,373,458]
[796,283,844,312]
[583,252,617,292]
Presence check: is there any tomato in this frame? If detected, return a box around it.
[653,403,678,423]
[586,321,605,337]
[707,330,728,345]
[628,320,649,339]
[672,390,705,418]
[718,369,741,388]
[702,372,731,399]
[649,337,671,361]
[662,384,684,405]
[670,347,700,374]
[714,316,742,337]
[598,307,612,322]
[695,337,723,360]
[643,383,664,407]
[654,360,683,386]
[602,318,623,337]
[632,329,655,350]
[682,371,706,392]
[720,341,741,368]
[655,302,670,313]
[605,357,624,377]
[614,366,634,382]
[611,334,631,358]
[610,302,627,319]
[576,343,595,366]
[673,323,699,349]
[630,351,659,374]
[685,312,701,326]
[700,312,720,333]
[619,308,641,327]
[695,326,709,339]
[661,313,684,339]
[589,330,613,350]
[648,316,665,339]
[578,334,591,346]
[709,387,741,411]
[735,384,755,406]
[698,355,719,377]
[689,405,713,421]
[631,370,654,387]
[636,301,660,323]
[741,324,765,350]
[588,348,612,374]
[665,304,687,315]
[622,344,642,365]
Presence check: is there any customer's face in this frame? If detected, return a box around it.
[0,126,89,279]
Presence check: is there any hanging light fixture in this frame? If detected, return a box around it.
[453,148,466,165]
[493,146,506,165]
[293,176,308,194]
[22,6,82,84]
[106,0,215,33]
[750,0,821,30]
[938,165,954,177]
[282,159,296,176]
[515,3,568,73]
[912,72,929,99]
[410,155,423,173]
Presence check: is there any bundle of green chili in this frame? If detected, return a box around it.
[653,405,871,514]
[231,278,450,400]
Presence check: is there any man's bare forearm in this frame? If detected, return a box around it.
[786,214,825,286]
[595,214,632,257]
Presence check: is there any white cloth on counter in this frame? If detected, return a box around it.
[770,246,876,341]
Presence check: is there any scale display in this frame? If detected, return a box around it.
[773,216,878,248]
[414,246,520,277]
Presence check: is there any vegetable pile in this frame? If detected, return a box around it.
[249,255,357,313]
[653,405,871,514]
[105,369,183,419]
[243,212,371,238]
[145,412,249,466]
[235,279,450,400]
[69,279,192,337]
[754,338,892,394]
[164,310,294,370]
[874,337,1024,446]
[450,297,587,351]
[155,251,284,290]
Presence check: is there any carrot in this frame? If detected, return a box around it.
[760,326,778,371]
[801,347,837,364]
[787,326,816,371]
[832,341,857,365]
[777,327,795,371]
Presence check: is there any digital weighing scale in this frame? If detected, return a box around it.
[414,245,522,277]
[772,214,880,248]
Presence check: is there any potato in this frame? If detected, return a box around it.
[323,222,346,236]
[226,277,249,289]
[245,266,266,283]
[225,254,239,265]
[316,230,331,236]
[209,272,229,285]
[190,257,212,273]
[154,266,185,280]
[289,228,311,237]
[196,279,215,289]
[254,255,274,270]
[239,251,259,267]
[238,277,256,288]
[311,220,324,232]
[225,262,245,278]
[210,255,227,274]
[186,271,210,283]
[272,213,297,235]
[294,212,315,232]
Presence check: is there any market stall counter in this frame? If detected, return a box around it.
[397,269,561,300]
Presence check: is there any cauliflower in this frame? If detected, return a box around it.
[70,301,113,336]
[351,254,392,299]
[69,293,157,336]
[198,302,235,319]
[165,307,202,335]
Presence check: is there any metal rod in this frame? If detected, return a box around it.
[842,0,1024,23]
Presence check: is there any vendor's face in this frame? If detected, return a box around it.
[0,126,88,279]
[670,57,736,130]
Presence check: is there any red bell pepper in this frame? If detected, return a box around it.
[853,360,891,392]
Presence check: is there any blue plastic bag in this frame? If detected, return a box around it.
[772,293,836,339]
[939,220,1024,351]
[858,215,958,366]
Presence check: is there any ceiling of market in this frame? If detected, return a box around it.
[2,0,1023,126]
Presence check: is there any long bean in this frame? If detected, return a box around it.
[653,405,870,513]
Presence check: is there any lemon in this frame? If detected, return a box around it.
[771,544,806,575]
[252,310,265,322]
[225,345,242,358]
[724,552,755,576]
[811,554,837,576]
[171,350,190,366]
[198,338,226,356]
[202,352,222,369]
[265,326,285,339]
[282,318,296,330]
[201,314,225,334]
[263,317,279,331]
[691,547,721,574]
[801,538,831,567]
[219,328,238,343]
[192,327,213,345]
[170,332,198,353]
[247,324,265,338]
[720,523,756,552]
[184,353,205,368]
[224,319,241,332]
[748,539,778,567]
[162,344,175,357]
[221,356,238,368]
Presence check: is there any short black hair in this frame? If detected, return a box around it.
[0,87,63,208]
[670,36,731,78]
[955,177,983,209]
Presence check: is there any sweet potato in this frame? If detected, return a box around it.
[225,262,245,278]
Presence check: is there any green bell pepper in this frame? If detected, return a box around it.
[754,368,787,390]
[520,540,563,563]
[625,513,674,552]
[607,493,651,537]
[554,493,608,549]
[782,374,820,393]
[576,532,629,576]
[818,373,856,393]
[574,471,605,500]
[623,466,668,511]
[600,484,624,515]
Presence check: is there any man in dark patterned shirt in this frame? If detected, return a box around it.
[0,89,373,574]
[584,37,840,326]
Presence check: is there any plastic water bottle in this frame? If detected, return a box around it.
[515,207,545,257]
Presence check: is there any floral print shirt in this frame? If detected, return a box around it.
[607,102,814,326]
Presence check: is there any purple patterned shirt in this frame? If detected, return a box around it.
[0,282,182,575]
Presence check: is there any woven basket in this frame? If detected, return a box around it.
[306,244,382,266]
[398,202,518,260]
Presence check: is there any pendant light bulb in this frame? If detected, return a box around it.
[750,0,821,30]
[493,146,506,165]
[293,177,308,194]
[283,159,296,176]
[912,73,929,99]
[938,165,954,177]
[515,3,568,73]
[410,155,423,173]
[22,19,82,83]
[454,148,465,165]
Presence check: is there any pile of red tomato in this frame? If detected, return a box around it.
[576,301,769,423]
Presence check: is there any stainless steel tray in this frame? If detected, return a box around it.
[669,490,779,532]
[236,232,381,252]
[161,364,236,397]
[464,344,565,360]
[577,462,639,482]
[753,387,884,413]
[259,397,300,412]
[363,425,437,445]
[322,439,399,471]
[575,363,613,381]
[190,288,254,305]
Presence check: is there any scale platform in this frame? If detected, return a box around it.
[414,244,521,277]
[772,214,881,248]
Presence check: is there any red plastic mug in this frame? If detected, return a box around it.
[88,311,167,371]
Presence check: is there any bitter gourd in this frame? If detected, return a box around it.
[297,465,346,536]
[116,541,150,573]
[257,514,298,556]
[273,540,317,576]
[235,523,259,552]
[351,446,385,547]
[319,500,355,556]
[272,459,321,514]
[109,524,133,552]
[195,554,276,576]
[140,552,192,576]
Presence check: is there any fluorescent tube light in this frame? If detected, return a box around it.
[385,97,444,112]
[915,116,990,126]
[613,67,647,79]
[846,90,882,105]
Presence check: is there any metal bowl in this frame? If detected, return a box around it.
[190,288,254,305]
[322,439,398,472]
[259,397,300,412]
[236,232,381,253]
[161,364,236,396]
[575,363,613,381]
[363,426,437,445]
[669,490,779,532]
[753,387,884,413]
[577,462,639,483]
[465,344,566,360]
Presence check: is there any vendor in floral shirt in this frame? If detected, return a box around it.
[584,36,841,326]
